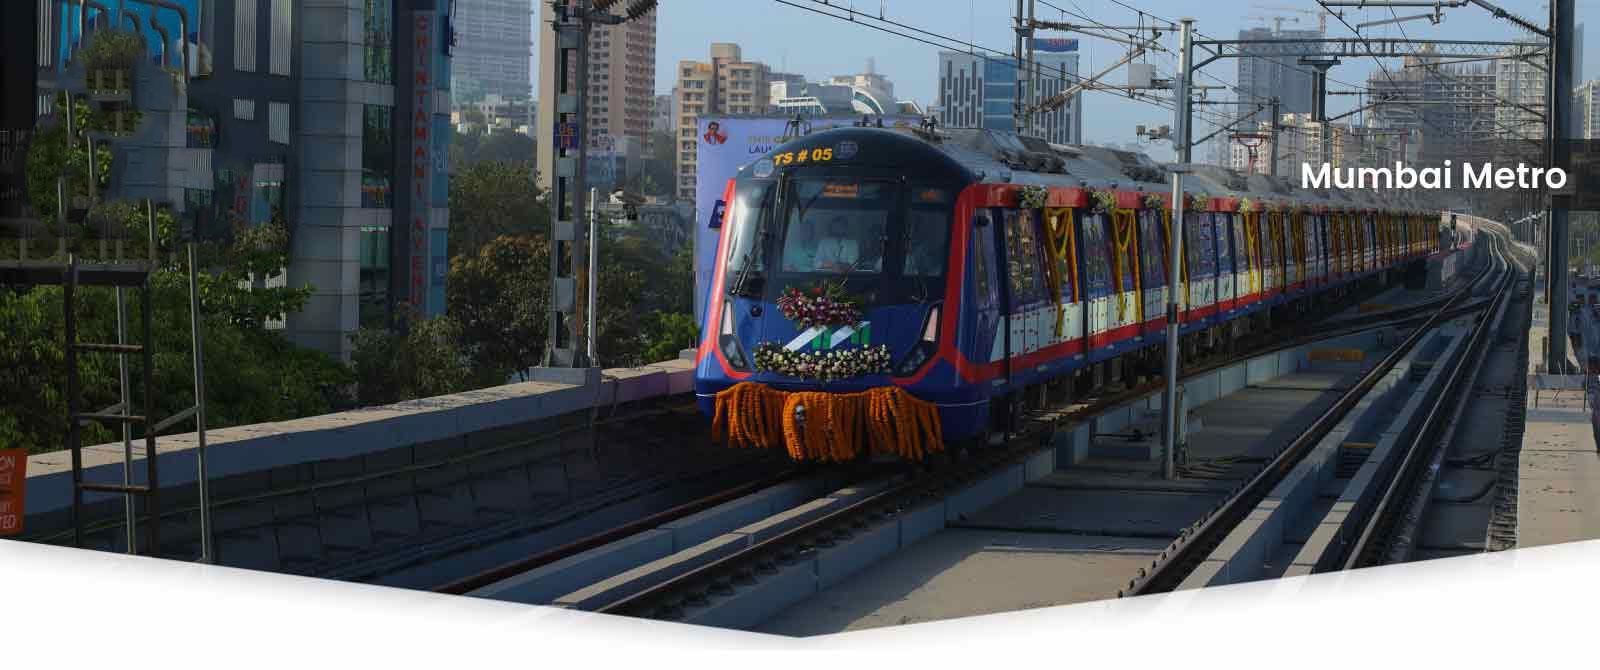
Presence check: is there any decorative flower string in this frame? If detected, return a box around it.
[752,343,891,382]
[1091,190,1116,214]
[1019,185,1049,210]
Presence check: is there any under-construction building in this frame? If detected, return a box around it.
[1365,50,1501,167]
[1233,27,1322,129]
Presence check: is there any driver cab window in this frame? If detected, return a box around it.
[777,180,891,276]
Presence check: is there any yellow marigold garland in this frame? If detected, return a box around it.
[1109,209,1141,321]
[712,382,945,462]
[1042,207,1078,337]
[1241,211,1263,294]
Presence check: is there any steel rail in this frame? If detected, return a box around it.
[1123,240,1498,596]
[1339,236,1515,569]
[436,468,803,595]
[595,247,1497,615]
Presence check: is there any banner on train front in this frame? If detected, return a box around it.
[692,115,922,327]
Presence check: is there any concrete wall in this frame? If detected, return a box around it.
[22,359,698,532]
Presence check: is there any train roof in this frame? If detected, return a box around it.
[744,124,1446,215]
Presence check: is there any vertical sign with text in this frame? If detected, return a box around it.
[410,12,434,314]
[0,448,25,536]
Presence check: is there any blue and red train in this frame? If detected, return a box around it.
[693,126,1472,458]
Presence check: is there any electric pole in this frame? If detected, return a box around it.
[1163,18,1195,481]
[543,0,658,369]
[1268,96,1280,177]
[1548,0,1574,373]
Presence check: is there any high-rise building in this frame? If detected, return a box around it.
[453,0,533,101]
[584,8,656,146]
[1234,27,1321,129]
[1577,80,1600,139]
[1231,113,1365,176]
[0,1,37,226]
[27,0,453,359]
[1367,52,1498,165]
[535,2,657,191]
[651,93,674,134]
[935,47,1082,145]
[1496,39,1547,144]
[672,43,770,200]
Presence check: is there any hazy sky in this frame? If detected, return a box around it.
[533,1,1600,160]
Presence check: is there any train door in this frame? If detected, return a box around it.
[1236,211,1260,309]
[1186,210,1219,323]
[1137,209,1170,332]
[1041,207,1086,360]
[1332,213,1347,280]
[1312,213,1328,287]
[1261,212,1281,301]
[969,209,1004,376]
[1081,211,1115,356]
[1214,212,1237,315]
[1105,209,1142,346]
[1283,213,1298,293]
[998,209,1049,374]
[1362,215,1375,272]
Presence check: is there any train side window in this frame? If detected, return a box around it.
[1081,213,1111,295]
[1004,209,1045,306]
[1212,214,1232,275]
[1188,212,1215,277]
[1138,210,1166,287]
[973,211,994,308]
[1262,217,1278,268]
[1232,215,1250,272]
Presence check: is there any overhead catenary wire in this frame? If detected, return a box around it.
[772,0,1251,131]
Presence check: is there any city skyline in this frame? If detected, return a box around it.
[530,1,1594,160]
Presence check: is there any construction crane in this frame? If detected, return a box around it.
[1252,3,1331,35]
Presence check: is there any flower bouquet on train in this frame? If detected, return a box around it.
[1019,185,1049,210]
[1188,192,1210,212]
[776,280,864,330]
[1091,189,1117,214]
[752,342,893,382]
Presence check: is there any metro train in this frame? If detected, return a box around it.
[693,125,1473,460]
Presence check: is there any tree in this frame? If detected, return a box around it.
[349,311,472,405]
[0,229,353,453]
[447,234,549,382]
[450,130,536,168]
[639,312,700,365]
[447,159,547,259]
[4,71,352,453]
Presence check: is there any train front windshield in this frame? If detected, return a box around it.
[726,177,951,305]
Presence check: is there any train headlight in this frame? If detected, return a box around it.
[718,302,752,372]
[894,305,941,377]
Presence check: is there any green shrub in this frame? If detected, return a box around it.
[80,30,144,72]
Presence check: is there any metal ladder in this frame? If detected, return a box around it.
[58,201,213,560]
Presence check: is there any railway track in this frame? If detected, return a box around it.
[524,244,1505,622]
[1123,231,1516,595]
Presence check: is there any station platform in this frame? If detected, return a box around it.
[1516,299,1600,549]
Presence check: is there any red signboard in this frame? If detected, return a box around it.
[410,12,433,310]
[0,448,25,536]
